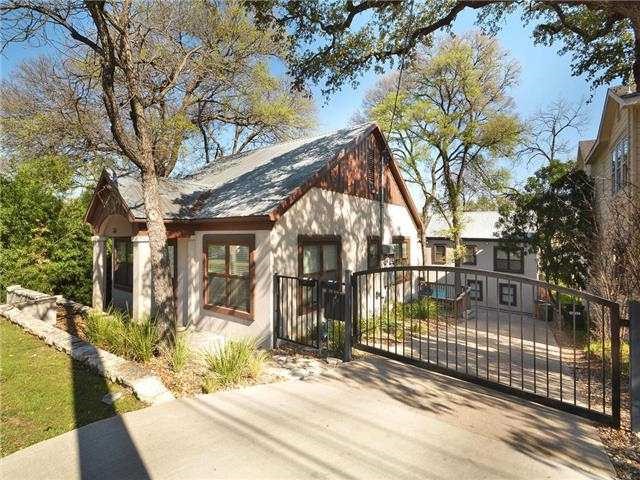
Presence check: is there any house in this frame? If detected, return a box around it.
[576,85,639,225]
[85,123,423,346]
[424,211,539,313]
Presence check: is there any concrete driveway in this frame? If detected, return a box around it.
[1,356,614,479]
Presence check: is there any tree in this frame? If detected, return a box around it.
[1,1,314,331]
[251,1,639,93]
[518,98,588,166]
[0,156,93,304]
[359,33,520,267]
[497,160,595,289]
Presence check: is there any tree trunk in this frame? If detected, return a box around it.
[420,202,431,266]
[451,201,463,296]
[140,167,176,333]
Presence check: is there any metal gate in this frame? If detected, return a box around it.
[273,275,347,356]
[351,266,621,427]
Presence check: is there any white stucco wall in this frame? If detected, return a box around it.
[271,188,420,277]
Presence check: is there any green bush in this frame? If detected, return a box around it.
[326,321,345,356]
[202,338,268,392]
[403,298,438,320]
[587,339,630,376]
[84,310,160,363]
[165,332,191,373]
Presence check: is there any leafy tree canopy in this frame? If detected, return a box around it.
[0,156,93,304]
[497,160,595,289]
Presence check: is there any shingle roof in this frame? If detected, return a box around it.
[113,123,374,220]
[426,211,502,239]
[577,140,596,160]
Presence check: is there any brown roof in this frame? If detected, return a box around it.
[577,140,596,160]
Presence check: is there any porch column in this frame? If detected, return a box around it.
[91,235,106,311]
[132,234,152,320]
[186,235,199,326]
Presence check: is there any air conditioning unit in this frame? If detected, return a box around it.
[382,244,396,256]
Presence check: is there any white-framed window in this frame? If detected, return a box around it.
[611,136,629,194]
[498,283,517,307]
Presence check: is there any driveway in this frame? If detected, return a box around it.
[1,356,614,479]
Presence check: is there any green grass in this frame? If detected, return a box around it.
[0,319,143,457]
[84,310,160,363]
[202,338,268,392]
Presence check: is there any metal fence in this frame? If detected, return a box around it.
[351,266,621,427]
[273,275,347,357]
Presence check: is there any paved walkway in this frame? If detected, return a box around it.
[1,357,614,479]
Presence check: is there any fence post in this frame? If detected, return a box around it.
[343,270,353,362]
[630,300,640,435]
[272,273,280,349]
[611,302,622,428]
[316,280,323,354]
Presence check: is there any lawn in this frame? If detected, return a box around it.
[0,319,144,457]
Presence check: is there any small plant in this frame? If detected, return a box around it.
[403,298,438,320]
[84,309,126,353]
[123,316,161,363]
[586,338,630,376]
[165,332,191,373]
[202,338,268,392]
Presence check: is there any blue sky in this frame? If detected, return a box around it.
[1,7,612,184]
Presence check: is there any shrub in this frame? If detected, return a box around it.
[84,310,160,363]
[124,316,161,363]
[202,338,268,392]
[403,298,438,320]
[587,339,630,376]
[165,332,191,373]
[326,321,345,356]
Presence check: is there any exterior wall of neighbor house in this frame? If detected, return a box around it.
[424,239,538,314]
[587,103,639,227]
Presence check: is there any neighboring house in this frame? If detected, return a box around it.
[85,123,422,346]
[576,85,639,225]
[424,211,539,313]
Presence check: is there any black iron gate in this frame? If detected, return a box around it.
[274,275,347,357]
[274,267,622,426]
[351,266,621,427]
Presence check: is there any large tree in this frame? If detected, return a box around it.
[358,33,519,267]
[497,160,595,289]
[1,1,314,330]
[251,1,639,93]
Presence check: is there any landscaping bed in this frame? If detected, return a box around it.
[0,319,144,457]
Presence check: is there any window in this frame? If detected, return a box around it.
[494,246,524,274]
[367,236,381,269]
[392,236,410,282]
[498,283,517,306]
[611,136,629,194]
[113,238,133,290]
[299,236,341,282]
[431,244,447,265]
[466,279,483,301]
[462,244,477,265]
[203,235,254,318]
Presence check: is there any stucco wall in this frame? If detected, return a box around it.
[271,187,420,277]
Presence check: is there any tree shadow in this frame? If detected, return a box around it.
[61,304,150,480]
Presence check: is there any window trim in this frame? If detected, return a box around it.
[392,235,410,282]
[297,235,343,283]
[113,238,133,292]
[462,244,477,266]
[466,279,483,302]
[202,234,255,320]
[493,246,524,274]
[366,235,381,270]
[431,243,447,265]
[498,283,517,307]
[611,135,629,195]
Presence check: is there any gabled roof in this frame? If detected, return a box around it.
[581,85,639,165]
[114,123,375,220]
[577,140,596,162]
[426,211,502,240]
[86,123,423,230]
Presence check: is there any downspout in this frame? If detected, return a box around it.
[379,151,385,245]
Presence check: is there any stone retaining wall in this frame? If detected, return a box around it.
[6,285,58,324]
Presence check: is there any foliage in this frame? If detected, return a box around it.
[360,33,520,263]
[164,332,191,373]
[587,339,630,376]
[497,160,595,289]
[360,298,439,342]
[0,319,142,457]
[202,338,268,392]
[0,156,93,304]
[252,1,638,93]
[84,310,161,363]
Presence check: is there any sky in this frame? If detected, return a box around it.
[1,6,613,186]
